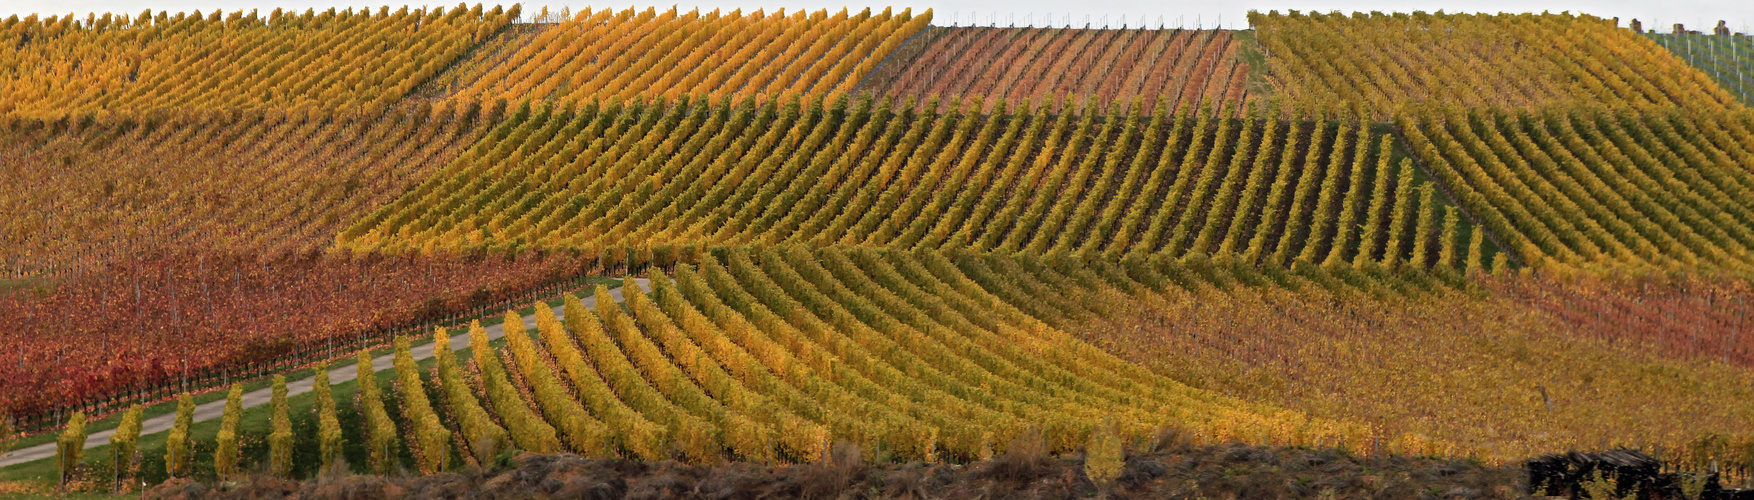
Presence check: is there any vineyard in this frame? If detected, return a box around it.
[3,3,1754,498]
[0,250,596,429]
[421,6,930,104]
[1250,11,1743,119]
[1061,259,1754,464]
[0,104,492,280]
[446,248,1362,463]
[1648,32,1754,105]
[1400,106,1754,271]
[0,6,517,117]
[1491,274,1754,369]
[857,27,1253,115]
[337,96,1490,273]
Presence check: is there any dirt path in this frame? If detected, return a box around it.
[0,279,650,469]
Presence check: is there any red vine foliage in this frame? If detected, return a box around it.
[0,250,589,423]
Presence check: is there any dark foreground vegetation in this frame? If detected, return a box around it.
[133,445,1754,499]
[1528,450,1754,500]
[140,442,1526,499]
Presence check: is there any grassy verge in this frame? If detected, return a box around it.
[0,277,623,494]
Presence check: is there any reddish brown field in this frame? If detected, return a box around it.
[1489,274,1754,369]
[862,27,1254,114]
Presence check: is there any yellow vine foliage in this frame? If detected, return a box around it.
[338,96,1482,273]
[0,105,489,279]
[1071,260,1754,465]
[0,5,516,118]
[1250,10,1743,119]
[436,7,931,104]
[440,248,1372,464]
[1398,104,1754,273]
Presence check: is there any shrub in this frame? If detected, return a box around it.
[393,336,451,473]
[165,393,195,478]
[112,405,143,490]
[313,361,344,473]
[57,411,87,485]
[214,383,244,481]
[0,417,13,454]
[1083,419,1123,484]
[431,326,510,465]
[357,349,399,475]
[269,376,294,478]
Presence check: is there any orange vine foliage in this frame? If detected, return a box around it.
[0,104,491,280]
[0,5,516,118]
[430,6,931,104]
